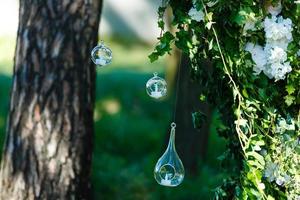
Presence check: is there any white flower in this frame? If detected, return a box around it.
[253,145,262,151]
[268,47,287,63]
[263,67,274,79]
[276,117,287,133]
[246,15,293,81]
[264,162,290,186]
[243,18,256,33]
[267,1,282,16]
[264,16,293,42]
[283,174,292,184]
[245,43,267,75]
[276,176,285,186]
[264,162,279,182]
[295,0,300,4]
[265,39,289,50]
[188,7,204,22]
[266,62,292,81]
[275,174,291,186]
[260,149,268,156]
[276,117,295,133]
[258,183,265,190]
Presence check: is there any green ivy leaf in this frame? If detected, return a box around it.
[205,22,215,30]
[242,88,249,98]
[286,84,295,95]
[247,160,264,169]
[246,152,265,167]
[258,89,267,101]
[148,31,175,62]
[161,31,175,43]
[232,11,247,26]
[231,7,255,26]
[284,95,295,106]
[175,29,191,53]
[209,39,214,50]
[158,20,165,29]
[206,12,214,21]
[267,195,275,200]
[148,52,159,63]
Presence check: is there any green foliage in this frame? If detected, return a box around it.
[151,0,300,199]
[149,32,175,62]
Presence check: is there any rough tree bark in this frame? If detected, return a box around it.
[172,55,210,176]
[0,0,102,199]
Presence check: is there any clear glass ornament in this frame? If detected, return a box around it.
[154,123,185,187]
[91,41,112,67]
[146,72,167,99]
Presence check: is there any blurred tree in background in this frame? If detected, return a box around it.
[169,54,210,176]
[0,0,102,199]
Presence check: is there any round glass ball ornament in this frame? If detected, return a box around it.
[146,72,167,99]
[91,41,112,67]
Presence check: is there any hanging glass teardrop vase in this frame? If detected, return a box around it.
[154,123,185,187]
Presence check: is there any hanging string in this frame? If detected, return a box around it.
[157,0,182,123]
[172,53,183,122]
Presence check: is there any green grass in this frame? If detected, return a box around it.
[0,36,229,200]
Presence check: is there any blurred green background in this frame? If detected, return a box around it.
[0,37,228,200]
[0,1,229,199]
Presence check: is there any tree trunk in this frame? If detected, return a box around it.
[0,1,101,199]
[164,7,210,175]
[174,54,210,176]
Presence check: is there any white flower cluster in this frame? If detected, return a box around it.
[245,6,293,81]
[188,7,204,22]
[264,116,300,200]
[264,161,291,186]
[276,116,295,133]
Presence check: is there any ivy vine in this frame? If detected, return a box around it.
[150,0,300,199]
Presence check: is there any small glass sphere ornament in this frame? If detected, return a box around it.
[146,72,167,99]
[154,123,185,187]
[91,41,112,67]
